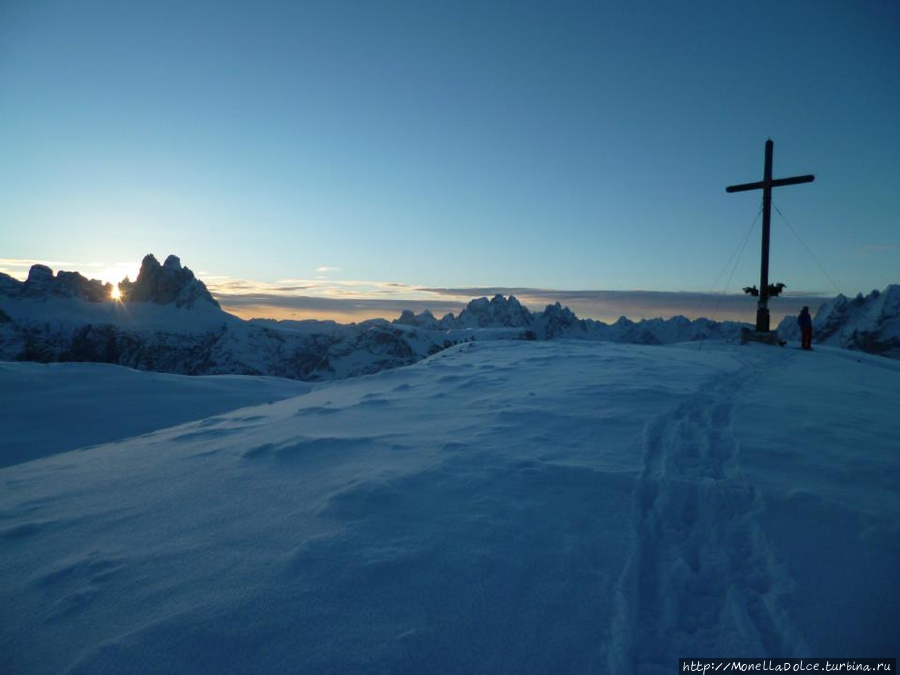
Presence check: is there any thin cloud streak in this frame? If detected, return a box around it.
[209,277,465,322]
[212,279,833,325]
[206,277,443,301]
[221,295,467,323]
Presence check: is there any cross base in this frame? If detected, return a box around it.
[740,328,785,347]
[756,307,770,333]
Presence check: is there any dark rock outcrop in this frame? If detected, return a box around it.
[119,254,219,308]
[0,265,115,302]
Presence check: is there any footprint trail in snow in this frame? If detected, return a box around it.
[608,363,807,673]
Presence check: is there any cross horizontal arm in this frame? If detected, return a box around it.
[771,174,815,188]
[726,181,766,193]
[726,174,815,193]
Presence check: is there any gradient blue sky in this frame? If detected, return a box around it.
[2,0,898,322]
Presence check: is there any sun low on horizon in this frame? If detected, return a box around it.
[91,263,138,301]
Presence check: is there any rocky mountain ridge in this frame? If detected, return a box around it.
[776,285,900,357]
[396,293,753,344]
[6,264,115,303]
[0,254,219,309]
[0,256,446,380]
[2,255,897,381]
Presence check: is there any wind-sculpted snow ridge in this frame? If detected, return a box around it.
[777,285,900,357]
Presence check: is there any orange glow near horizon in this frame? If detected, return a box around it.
[217,300,774,326]
[219,303,394,324]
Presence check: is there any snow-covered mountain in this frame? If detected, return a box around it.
[394,294,750,344]
[776,285,900,357]
[2,255,898,381]
[0,255,443,380]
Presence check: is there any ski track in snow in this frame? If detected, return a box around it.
[608,354,807,673]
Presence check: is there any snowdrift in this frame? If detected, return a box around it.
[1,340,897,673]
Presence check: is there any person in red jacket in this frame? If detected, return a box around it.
[797,306,813,350]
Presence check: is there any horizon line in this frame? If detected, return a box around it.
[212,285,836,326]
[0,257,861,325]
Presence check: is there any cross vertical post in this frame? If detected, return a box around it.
[726,140,814,333]
[759,139,774,332]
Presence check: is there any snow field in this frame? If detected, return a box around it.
[1,340,897,673]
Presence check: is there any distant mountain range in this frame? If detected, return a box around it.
[1,254,897,380]
[776,285,900,357]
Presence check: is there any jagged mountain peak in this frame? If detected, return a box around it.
[532,301,585,338]
[395,309,440,330]
[455,294,534,328]
[163,254,183,270]
[119,254,219,309]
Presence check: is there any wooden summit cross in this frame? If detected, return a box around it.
[727,139,814,333]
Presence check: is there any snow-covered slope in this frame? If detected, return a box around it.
[0,361,312,468]
[1,340,897,673]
